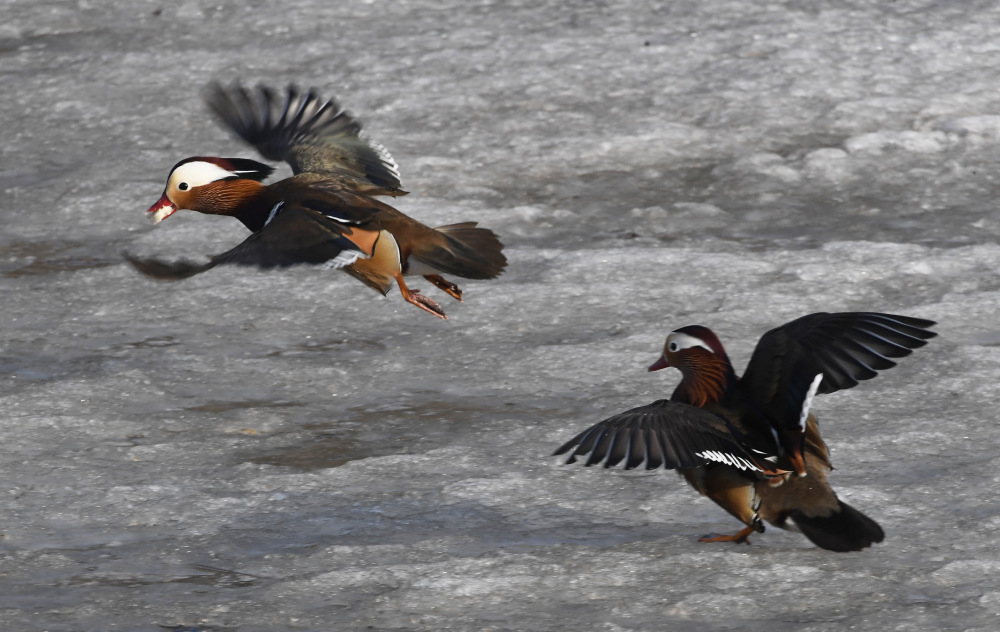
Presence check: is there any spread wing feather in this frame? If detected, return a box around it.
[204,82,405,196]
[740,312,937,432]
[125,204,366,280]
[554,399,771,472]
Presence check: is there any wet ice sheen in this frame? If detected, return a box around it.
[2,0,1000,630]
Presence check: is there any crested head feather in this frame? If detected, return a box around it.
[158,158,270,216]
[671,325,728,358]
[170,157,275,183]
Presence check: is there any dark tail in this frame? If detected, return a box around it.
[417,222,507,280]
[791,498,884,552]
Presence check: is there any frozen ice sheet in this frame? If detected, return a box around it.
[2,0,1000,630]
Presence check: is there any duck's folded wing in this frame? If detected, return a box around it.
[740,311,937,431]
[553,399,772,472]
[125,204,367,280]
[204,82,405,196]
[286,177,401,226]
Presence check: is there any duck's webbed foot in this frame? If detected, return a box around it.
[698,525,758,545]
[423,274,463,302]
[395,273,448,319]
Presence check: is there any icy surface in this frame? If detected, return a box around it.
[2,0,1000,630]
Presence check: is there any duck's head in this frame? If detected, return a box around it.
[146,157,274,223]
[649,325,735,406]
[649,325,729,371]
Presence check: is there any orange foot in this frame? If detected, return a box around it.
[408,289,447,319]
[424,274,463,302]
[394,273,448,319]
[395,273,448,319]
[699,526,757,545]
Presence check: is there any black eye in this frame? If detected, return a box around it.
[668,342,678,352]
[178,182,189,191]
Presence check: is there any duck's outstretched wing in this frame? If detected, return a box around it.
[740,311,937,433]
[125,203,369,280]
[204,82,406,197]
[554,399,775,473]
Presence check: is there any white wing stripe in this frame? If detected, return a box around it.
[319,250,368,270]
[362,133,402,182]
[695,450,763,472]
[799,373,824,431]
[264,201,284,227]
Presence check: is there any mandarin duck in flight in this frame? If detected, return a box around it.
[555,312,937,552]
[126,82,507,319]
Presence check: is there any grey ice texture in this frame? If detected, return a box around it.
[1,0,999,630]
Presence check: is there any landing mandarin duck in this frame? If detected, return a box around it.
[555,312,937,552]
[126,82,507,319]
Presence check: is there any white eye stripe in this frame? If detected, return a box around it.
[666,332,713,353]
[168,161,237,191]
